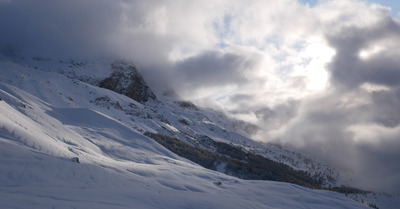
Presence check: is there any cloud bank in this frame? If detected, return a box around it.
[1,0,400,192]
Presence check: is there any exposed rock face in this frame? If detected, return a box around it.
[99,61,157,103]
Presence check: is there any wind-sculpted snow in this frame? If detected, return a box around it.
[0,139,368,209]
[47,107,176,161]
[0,57,375,208]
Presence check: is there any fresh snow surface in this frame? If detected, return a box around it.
[0,57,370,208]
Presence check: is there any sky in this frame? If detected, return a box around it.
[1,0,400,193]
[302,0,400,16]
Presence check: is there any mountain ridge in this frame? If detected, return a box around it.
[0,55,351,184]
[0,54,394,208]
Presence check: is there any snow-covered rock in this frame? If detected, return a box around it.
[99,61,157,103]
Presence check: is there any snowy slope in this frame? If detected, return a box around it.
[0,56,371,208]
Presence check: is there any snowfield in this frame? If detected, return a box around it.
[0,141,367,209]
[0,57,370,208]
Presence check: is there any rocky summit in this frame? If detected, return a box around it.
[99,61,157,103]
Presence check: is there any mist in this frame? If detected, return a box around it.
[1,0,400,193]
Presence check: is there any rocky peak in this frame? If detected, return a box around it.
[99,61,157,103]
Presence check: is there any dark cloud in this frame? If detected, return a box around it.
[0,0,193,65]
[229,93,256,103]
[168,50,262,97]
[0,0,124,57]
[254,100,299,126]
[370,89,400,127]
[326,16,400,90]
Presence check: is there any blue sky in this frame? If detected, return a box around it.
[365,0,400,16]
[372,0,400,16]
[301,0,400,17]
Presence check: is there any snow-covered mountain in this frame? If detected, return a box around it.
[0,54,393,208]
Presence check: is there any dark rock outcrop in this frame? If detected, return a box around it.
[99,61,157,103]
